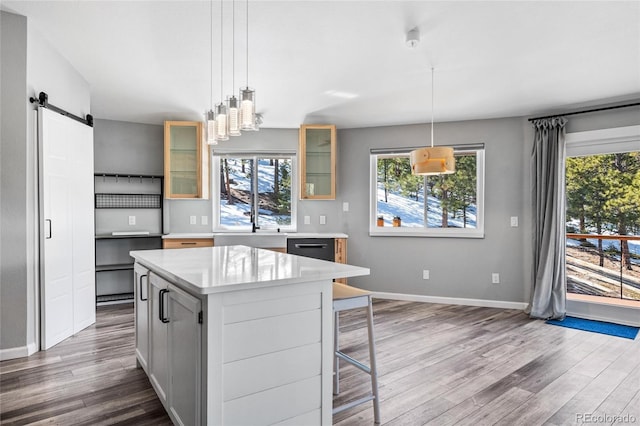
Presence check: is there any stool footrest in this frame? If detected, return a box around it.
[333,395,376,415]
[336,350,371,374]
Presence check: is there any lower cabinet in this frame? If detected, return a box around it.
[134,264,150,372]
[147,273,202,426]
[334,238,347,284]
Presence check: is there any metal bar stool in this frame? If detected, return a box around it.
[332,282,381,424]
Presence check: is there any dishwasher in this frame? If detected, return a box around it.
[286,238,335,261]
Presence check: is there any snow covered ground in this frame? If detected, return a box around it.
[376,183,477,228]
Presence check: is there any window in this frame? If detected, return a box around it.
[369,145,484,237]
[212,154,297,231]
[565,125,640,302]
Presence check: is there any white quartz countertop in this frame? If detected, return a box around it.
[130,245,368,295]
[161,232,349,239]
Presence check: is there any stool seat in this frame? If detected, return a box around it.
[332,283,380,424]
[333,282,371,300]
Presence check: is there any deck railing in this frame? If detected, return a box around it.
[565,233,640,301]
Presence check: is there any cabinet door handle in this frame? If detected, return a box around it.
[139,274,148,301]
[45,219,52,239]
[181,242,197,245]
[294,243,327,249]
[159,289,170,323]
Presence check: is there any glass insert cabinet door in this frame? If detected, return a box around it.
[164,121,203,198]
[299,124,336,199]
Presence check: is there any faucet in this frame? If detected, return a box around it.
[250,210,260,233]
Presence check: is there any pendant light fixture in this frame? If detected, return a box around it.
[226,0,241,136]
[239,0,257,131]
[205,0,216,145]
[410,68,455,175]
[214,0,229,142]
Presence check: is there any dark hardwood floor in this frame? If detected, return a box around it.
[1,300,638,425]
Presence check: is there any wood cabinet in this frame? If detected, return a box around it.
[164,121,209,199]
[334,238,347,284]
[148,273,202,425]
[162,238,214,249]
[299,124,336,199]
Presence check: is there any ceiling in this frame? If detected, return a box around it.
[3,1,639,129]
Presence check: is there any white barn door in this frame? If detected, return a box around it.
[39,107,95,350]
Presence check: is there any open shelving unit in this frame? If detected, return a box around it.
[94,173,164,305]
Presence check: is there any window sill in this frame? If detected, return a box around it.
[369,228,484,239]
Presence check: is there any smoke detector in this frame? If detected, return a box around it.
[406,28,420,48]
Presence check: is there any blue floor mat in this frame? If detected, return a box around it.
[546,316,639,340]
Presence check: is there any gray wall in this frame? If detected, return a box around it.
[566,103,640,133]
[338,119,529,303]
[0,10,91,357]
[94,119,164,176]
[94,105,640,306]
[1,11,29,352]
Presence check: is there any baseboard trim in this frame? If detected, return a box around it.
[0,341,38,361]
[567,299,640,327]
[372,291,529,311]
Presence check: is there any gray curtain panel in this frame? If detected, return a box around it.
[529,117,567,319]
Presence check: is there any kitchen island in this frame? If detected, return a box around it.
[130,245,370,426]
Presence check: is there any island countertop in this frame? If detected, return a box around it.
[130,245,369,295]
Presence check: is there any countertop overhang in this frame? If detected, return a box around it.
[130,245,368,295]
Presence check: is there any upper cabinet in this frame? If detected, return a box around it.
[164,121,209,199]
[299,124,336,200]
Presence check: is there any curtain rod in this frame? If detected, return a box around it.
[29,91,94,127]
[528,102,640,122]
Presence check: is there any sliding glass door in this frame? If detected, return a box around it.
[565,127,640,303]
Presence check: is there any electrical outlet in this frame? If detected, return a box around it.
[320,215,327,225]
[190,215,196,225]
[304,215,311,225]
[492,273,500,284]
[510,216,519,227]
[128,216,136,225]
[201,216,208,225]
[423,270,430,280]
[343,202,349,212]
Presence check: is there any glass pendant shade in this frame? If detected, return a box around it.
[410,147,455,175]
[205,110,217,145]
[214,103,229,141]
[227,96,241,136]
[239,87,257,130]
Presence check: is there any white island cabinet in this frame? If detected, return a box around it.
[130,245,369,426]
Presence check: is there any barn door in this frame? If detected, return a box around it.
[39,107,95,350]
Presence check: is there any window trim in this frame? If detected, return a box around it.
[369,146,485,238]
[566,125,640,157]
[212,152,298,232]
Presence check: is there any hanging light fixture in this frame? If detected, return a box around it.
[205,0,216,145]
[239,0,257,131]
[214,0,229,142]
[410,67,455,175]
[226,0,241,136]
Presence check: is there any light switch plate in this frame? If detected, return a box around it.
[510,216,518,227]
[190,215,197,225]
[343,202,349,212]
[201,216,208,225]
[492,273,500,284]
[304,215,311,225]
[319,215,327,225]
[128,216,136,225]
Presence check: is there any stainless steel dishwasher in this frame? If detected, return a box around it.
[286,238,335,261]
